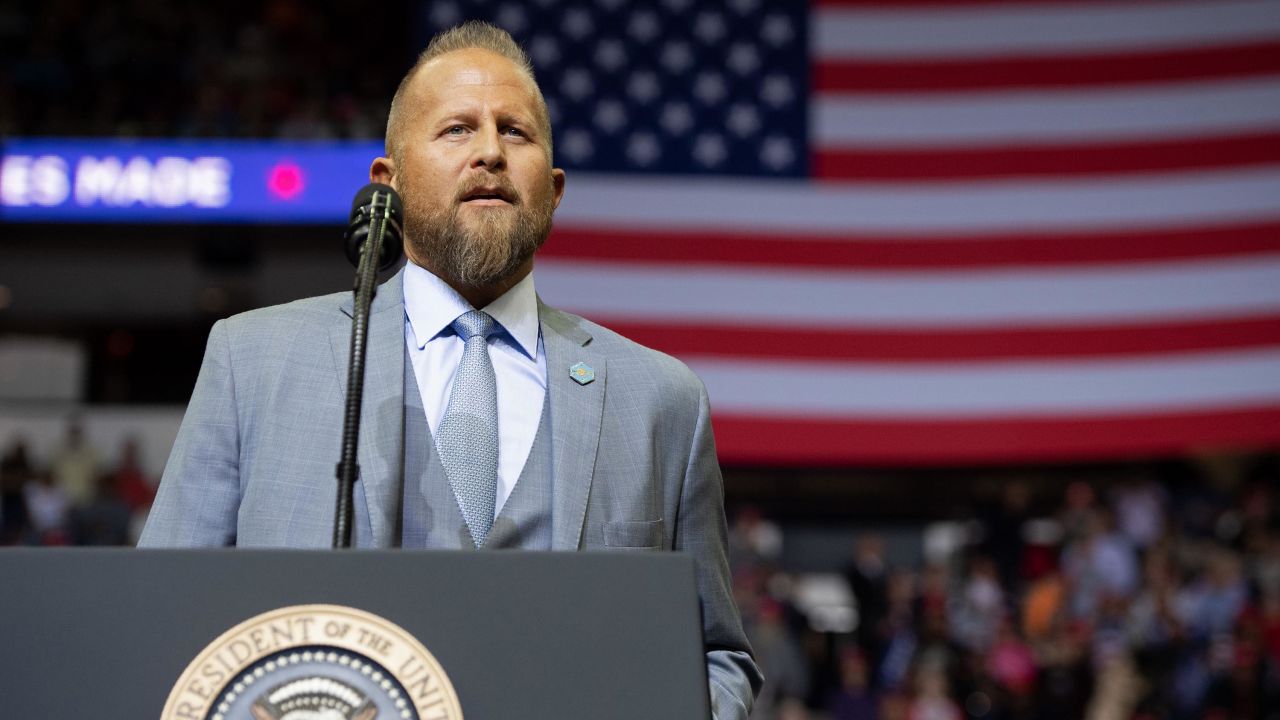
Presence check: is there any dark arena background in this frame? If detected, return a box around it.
[2,1,1279,718]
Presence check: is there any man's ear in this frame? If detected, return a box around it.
[551,168,566,209]
[370,157,396,187]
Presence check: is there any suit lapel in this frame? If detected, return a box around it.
[323,276,601,549]
[328,268,406,548]
[540,302,606,550]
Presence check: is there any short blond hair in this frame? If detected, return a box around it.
[384,21,552,162]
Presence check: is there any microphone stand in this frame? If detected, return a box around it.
[333,189,396,548]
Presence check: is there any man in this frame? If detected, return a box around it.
[140,21,761,719]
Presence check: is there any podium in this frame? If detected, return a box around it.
[1,548,712,718]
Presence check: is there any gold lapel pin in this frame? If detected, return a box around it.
[569,362,595,385]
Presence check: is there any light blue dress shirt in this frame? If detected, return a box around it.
[402,261,547,516]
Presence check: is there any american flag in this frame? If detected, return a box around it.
[423,0,1280,466]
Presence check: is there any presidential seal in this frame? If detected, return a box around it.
[162,605,463,720]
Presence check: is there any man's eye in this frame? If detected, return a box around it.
[445,126,467,135]
[502,127,526,137]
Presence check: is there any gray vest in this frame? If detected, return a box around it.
[401,344,554,550]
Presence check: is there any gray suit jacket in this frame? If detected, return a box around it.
[139,268,762,719]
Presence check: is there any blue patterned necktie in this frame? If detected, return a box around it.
[437,310,500,548]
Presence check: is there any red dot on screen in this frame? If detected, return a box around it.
[267,163,306,200]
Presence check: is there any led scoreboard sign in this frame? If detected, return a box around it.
[0,139,383,224]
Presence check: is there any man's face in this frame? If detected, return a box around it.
[380,49,564,290]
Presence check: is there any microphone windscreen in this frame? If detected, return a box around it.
[345,183,404,270]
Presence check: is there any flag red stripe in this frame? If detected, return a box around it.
[542,219,1280,269]
[592,317,1280,362]
[712,406,1280,465]
[814,40,1280,92]
[813,131,1280,181]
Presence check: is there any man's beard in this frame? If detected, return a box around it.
[401,175,555,288]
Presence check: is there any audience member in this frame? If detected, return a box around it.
[70,472,132,546]
[730,505,784,572]
[108,437,155,511]
[905,660,962,720]
[746,597,811,720]
[843,533,889,674]
[825,646,879,720]
[1,437,33,543]
[980,479,1032,590]
[950,554,1005,653]
[23,470,70,545]
[50,420,100,508]
[1111,473,1169,550]
[1061,508,1139,621]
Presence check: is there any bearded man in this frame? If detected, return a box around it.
[141,22,761,718]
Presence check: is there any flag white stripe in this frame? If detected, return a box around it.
[813,0,1280,59]
[555,168,1280,233]
[814,76,1280,147]
[688,347,1280,418]
[536,254,1280,328]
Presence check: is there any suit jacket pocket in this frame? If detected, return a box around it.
[604,519,664,550]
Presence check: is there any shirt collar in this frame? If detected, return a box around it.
[403,261,540,361]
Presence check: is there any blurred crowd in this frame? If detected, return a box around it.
[0,423,153,546]
[0,0,406,139]
[731,457,1280,720]
[5,3,1279,717]
[4,422,1279,718]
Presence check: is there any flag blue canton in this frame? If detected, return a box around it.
[416,0,809,177]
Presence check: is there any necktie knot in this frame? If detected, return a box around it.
[451,310,498,341]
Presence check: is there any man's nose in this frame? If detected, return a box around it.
[470,124,506,170]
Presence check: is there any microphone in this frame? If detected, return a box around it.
[344,183,403,270]
[333,183,404,549]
